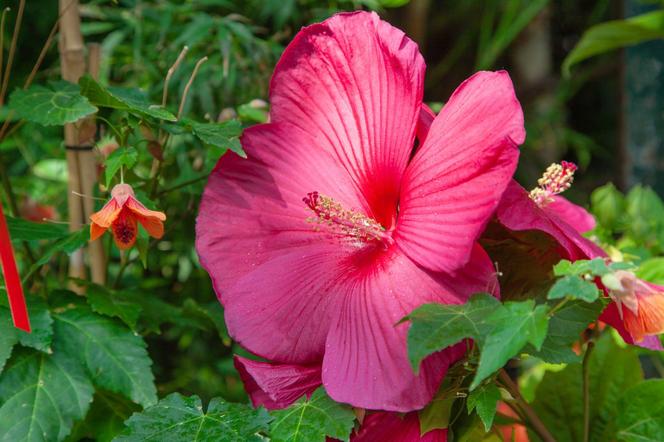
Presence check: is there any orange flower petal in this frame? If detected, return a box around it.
[624,290,664,342]
[126,196,166,221]
[90,222,108,241]
[111,208,138,250]
[90,199,122,228]
[125,196,166,239]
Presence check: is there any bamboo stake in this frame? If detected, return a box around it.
[58,0,87,290]
[82,43,105,285]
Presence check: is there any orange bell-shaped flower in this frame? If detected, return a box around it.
[90,183,166,249]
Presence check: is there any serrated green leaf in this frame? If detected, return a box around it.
[269,388,355,442]
[533,300,604,364]
[6,216,68,241]
[53,305,157,407]
[16,296,54,353]
[467,383,501,432]
[471,301,549,389]
[614,380,664,441]
[406,294,500,372]
[418,376,462,433]
[115,393,271,442]
[548,275,600,302]
[0,310,18,374]
[0,348,94,441]
[8,82,97,126]
[86,284,142,330]
[69,390,140,442]
[187,119,245,158]
[79,75,176,121]
[563,11,664,74]
[105,147,138,188]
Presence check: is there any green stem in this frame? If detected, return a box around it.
[582,341,595,442]
[498,370,556,442]
[157,174,207,197]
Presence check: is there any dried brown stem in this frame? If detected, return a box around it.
[177,56,207,119]
[0,7,10,80]
[162,45,189,107]
[0,0,25,106]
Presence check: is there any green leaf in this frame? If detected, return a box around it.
[591,183,626,230]
[237,103,268,123]
[8,81,97,126]
[115,393,271,442]
[16,296,54,353]
[553,258,610,277]
[269,388,355,442]
[86,284,143,330]
[548,275,600,302]
[0,309,18,374]
[0,348,94,441]
[406,294,500,372]
[418,377,461,433]
[563,10,664,74]
[614,380,664,441]
[6,216,67,241]
[105,147,138,188]
[187,119,245,158]
[53,305,157,407]
[69,390,141,442]
[79,75,176,121]
[24,227,90,278]
[531,333,642,442]
[637,257,664,285]
[467,383,501,432]
[533,300,604,364]
[471,301,549,389]
[625,185,664,246]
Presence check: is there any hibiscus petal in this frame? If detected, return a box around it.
[496,181,605,260]
[196,122,366,297]
[222,244,351,363]
[234,356,322,410]
[269,11,425,226]
[323,246,496,412]
[352,412,447,442]
[397,71,524,273]
[546,196,596,234]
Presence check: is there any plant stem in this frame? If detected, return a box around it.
[498,369,556,442]
[157,174,208,196]
[0,0,24,106]
[582,341,595,442]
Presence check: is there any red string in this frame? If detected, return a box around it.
[0,205,31,332]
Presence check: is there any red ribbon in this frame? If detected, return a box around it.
[0,205,30,332]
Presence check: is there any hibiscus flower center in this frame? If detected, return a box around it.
[302,191,394,247]
[529,161,577,207]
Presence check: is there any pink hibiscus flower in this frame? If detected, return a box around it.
[196,11,525,411]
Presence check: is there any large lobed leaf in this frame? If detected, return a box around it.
[79,75,176,121]
[269,388,355,442]
[115,393,271,442]
[53,305,157,407]
[407,294,550,390]
[0,348,94,442]
[8,82,97,126]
